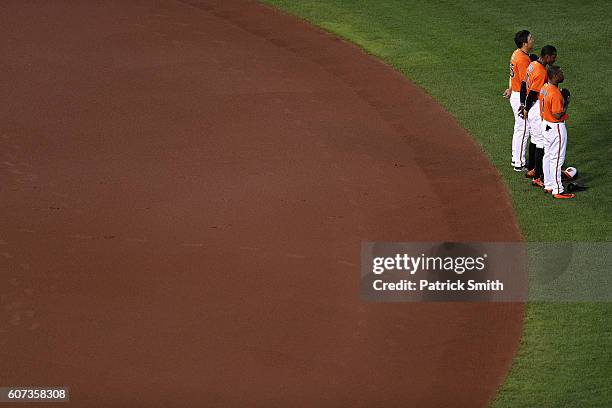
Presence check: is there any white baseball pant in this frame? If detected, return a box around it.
[510,91,528,167]
[542,120,568,195]
[528,102,545,148]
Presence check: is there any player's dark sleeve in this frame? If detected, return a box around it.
[524,90,539,111]
[520,81,527,105]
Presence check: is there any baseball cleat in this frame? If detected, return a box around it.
[532,178,544,187]
[513,166,524,172]
[525,169,536,178]
[553,193,576,199]
[544,189,552,194]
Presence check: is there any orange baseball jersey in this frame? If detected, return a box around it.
[526,61,547,93]
[539,83,568,122]
[509,49,531,92]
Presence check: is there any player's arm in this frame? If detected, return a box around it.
[561,88,571,110]
[517,82,529,118]
[519,87,538,119]
[503,81,511,98]
[552,93,567,120]
[503,77,512,98]
[517,60,532,116]
[518,59,529,104]
[552,112,565,120]
[524,69,542,111]
[524,90,539,111]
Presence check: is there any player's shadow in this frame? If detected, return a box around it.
[564,103,612,192]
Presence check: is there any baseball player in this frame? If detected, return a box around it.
[539,65,575,199]
[519,45,557,187]
[503,30,534,171]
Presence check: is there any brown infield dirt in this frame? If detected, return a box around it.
[0,1,523,407]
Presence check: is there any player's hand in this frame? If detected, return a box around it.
[517,105,527,119]
[502,88,511,99]
[561,88,571,110]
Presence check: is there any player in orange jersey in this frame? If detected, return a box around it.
[519,45,557,186]
[539,65,574,199]
[503,30,534,171]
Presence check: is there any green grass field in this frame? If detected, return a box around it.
[261,1,612,406]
